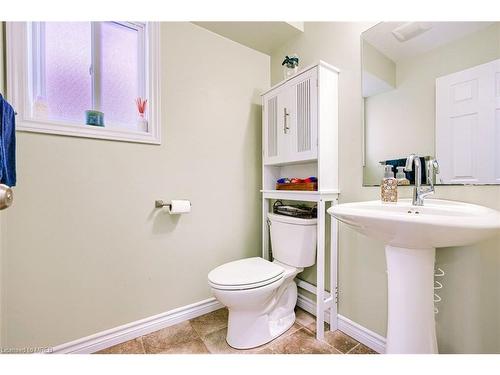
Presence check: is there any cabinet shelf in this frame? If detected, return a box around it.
[263,157,317,167]
[261,189,339,202]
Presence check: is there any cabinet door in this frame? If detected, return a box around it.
[288,70,318,163]
[263,93,280,164]
[263,69,318,165]
[263,89,290,165]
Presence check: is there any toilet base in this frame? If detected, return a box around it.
[226,281,298,349]
[226,311,295,350]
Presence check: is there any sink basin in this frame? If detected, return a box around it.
[329,198,500,249]
[327,198,500,354]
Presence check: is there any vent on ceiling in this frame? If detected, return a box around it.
[392,22,432,42]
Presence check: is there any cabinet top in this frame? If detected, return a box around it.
[261,60,340,96]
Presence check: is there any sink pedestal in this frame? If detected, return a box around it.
[385,246,438,354]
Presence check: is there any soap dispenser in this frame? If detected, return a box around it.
[381,165,397,203]
[396,166,410,186]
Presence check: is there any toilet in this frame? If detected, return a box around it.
[208,212,317,349]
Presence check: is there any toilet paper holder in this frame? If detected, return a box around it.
[154,200,191,209]
[155,200,172,209]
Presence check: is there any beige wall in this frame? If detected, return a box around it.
[362,40,396,91]
[0,22,269,348]
[271,22,500,353]
[364,23,500,184]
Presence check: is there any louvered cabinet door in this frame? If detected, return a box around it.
[289,71,318,163]
[263,93,281,164]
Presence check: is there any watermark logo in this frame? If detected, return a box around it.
[1,347,53,354]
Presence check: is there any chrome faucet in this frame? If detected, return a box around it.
[404,154,439,206]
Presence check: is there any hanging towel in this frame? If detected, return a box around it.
[0,94,16,187]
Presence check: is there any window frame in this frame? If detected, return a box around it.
[6,21,162,145]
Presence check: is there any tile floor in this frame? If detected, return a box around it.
[96,307,377,355]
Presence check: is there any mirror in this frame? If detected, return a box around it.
[362,22,500,186]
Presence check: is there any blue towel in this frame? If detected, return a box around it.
[0,94,16,187]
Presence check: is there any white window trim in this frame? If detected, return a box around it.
[6,22,162,145]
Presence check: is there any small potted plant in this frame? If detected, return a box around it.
[136,97,148,132]
[282,54,299,79]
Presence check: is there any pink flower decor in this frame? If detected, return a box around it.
[136,97,148,116]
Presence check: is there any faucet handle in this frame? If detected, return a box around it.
[431,159,440,174]
[426,159,440,186]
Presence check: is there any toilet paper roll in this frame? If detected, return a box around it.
[169,200,191,215]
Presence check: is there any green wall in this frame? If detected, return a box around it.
[0,22,269,348]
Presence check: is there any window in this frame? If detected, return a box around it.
[6,22,161,144]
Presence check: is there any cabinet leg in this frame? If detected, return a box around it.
[262,199,270,260]
[316,199,326,340]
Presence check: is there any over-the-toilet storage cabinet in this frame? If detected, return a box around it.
[263,67,318,165]
[261,61,339,341]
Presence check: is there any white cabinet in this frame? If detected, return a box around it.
[262,66,325,165]
[261,61,339,192]
[436,58,500,184]
[260,61,340,342]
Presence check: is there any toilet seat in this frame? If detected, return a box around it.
[208,257,284,291]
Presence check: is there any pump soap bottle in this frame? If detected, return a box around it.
[381,165,397,203]
[396,166,410,186]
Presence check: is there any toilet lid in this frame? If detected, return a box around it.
[208,257,284,290]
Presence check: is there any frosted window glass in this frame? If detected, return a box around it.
[100,23,139,129]
[44,22,92,123]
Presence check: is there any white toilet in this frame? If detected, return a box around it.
[208,212,317,349]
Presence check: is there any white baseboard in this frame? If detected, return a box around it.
[296,292,386,354]
[50,292,385,354]
[51,298,224,354]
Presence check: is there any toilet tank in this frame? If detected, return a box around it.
[267,213,317,267]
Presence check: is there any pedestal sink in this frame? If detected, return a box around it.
[327,198,500,354]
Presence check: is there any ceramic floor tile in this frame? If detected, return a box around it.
[294,308,316,327]
[190,308,228,337]
[323,330,360,353]
[347,343,378,354]
[201,327,260,354]
[95,338,145,354]
[145,338,209,354]
[304,323,364,354]
[201,323,301,354]
[304,321,330,335]
[256,347,274,354]
[93,309,378,355]
[141,321,201,354]
[266,328,341,354]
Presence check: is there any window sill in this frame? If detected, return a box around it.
[16,117,161,145]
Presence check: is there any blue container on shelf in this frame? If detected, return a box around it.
[85,110,104,127]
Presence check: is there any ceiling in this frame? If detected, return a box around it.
[362,22,495,62]
[192,22,304,55]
